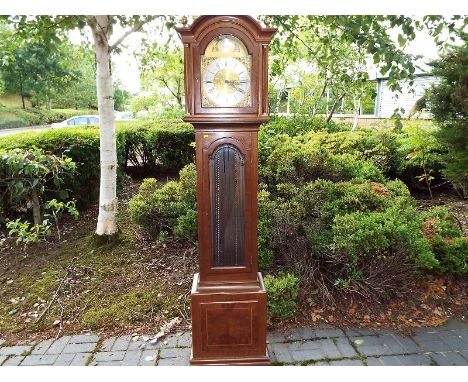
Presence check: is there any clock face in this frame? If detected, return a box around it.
[202,57,251,107]
[201,35,252,108]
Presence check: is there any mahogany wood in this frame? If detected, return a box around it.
[176,15,276,366]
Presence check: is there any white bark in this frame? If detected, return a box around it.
[90,16,118,235]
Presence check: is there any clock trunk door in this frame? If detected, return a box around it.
[197,132,258,282]
[210,143,246,268]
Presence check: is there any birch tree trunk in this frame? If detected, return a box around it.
[89,16,118,236]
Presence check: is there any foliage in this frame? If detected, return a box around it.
[53,45,98,110]
[258,188,275,271]
[0,119,194,212]
[137,43,184,107]
[113,81,131,111]
[260,178,439,300]
[397,124,444,198]
[44,199,79,240]
[129,164,197,240]
[6,218,51,246]
[0,147,76,226]
[0,27,78,109]
[427,40,468,197]
[421,207,467,273]
[264,273,300,321]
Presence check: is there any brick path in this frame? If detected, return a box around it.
[0,319,466,366]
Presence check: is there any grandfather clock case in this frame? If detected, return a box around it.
[176,16,276,365]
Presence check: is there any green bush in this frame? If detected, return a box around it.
[421,207,467,273]
[260,134,386,191]
[119,118,194,174]
[428,43,468,197]
[0,128,104,207]
[264,272,300,321]
[0,119,194,213]
[129,164,197,240]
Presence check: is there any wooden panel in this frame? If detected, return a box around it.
[204,302,254,346]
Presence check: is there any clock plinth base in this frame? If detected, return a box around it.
[190,273,270,366]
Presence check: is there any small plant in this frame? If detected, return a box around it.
[0,147,76,225]
[44,199,79,240]
[6,218,51,247]
[264,272,300,321]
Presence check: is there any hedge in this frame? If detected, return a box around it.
[0,118,195,216]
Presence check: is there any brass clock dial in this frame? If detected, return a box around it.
[201,35,252,108]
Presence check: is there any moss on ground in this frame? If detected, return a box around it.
[0,200,195,342]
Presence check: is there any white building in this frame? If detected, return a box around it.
[372,73,438,118]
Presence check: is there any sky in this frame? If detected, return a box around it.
[69,16,448,94]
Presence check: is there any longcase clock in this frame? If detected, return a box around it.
[176,15,276,366]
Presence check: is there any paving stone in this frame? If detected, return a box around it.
[288,340,321,352]
[46,336,71,354]
[139,350,158,366]
[93,351,126,362]
[459,350,468,360]
[159,347,191,359]
[0,345,32,356]
[291,348,325,362]
[387,334,420,353]
[318,339,342,359]
[69,334,99,343]
[121,350,143,366]
[335,337,358,358]
[285,328,316,341]
[438,319,466,331]
[429,351,468,366]
[269,343,293,363]
[177,332,192,348]
[31,339,53,355]
[111,336,131,351]
[3,356,24,365]
[314,327,346,338]
[267,331,287,344]
[62,342,97,354]
[371,355,403,366]
[53,353,75,366]
[351,336,393,356]
[345,328,378,337]
[21,354,59,366]
[311,361,330,366]
[158,357,189,366]
[101,337,116,351]
[396,354,433,366]
[71,353,91,366]
[365,357,384,366]
[127,339,151,351]
[160,335,178,348]
[0,355,7,365]
[95,361,123,366]
[440,332,467,351]
[328,359,364,366]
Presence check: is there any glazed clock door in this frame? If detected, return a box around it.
[194,31,259,115]
[209,143,246,268]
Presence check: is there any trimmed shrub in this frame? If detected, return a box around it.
[0,119,195,213]
[128,164,197,240]
[264,272,300,321]
[421,207,468,273]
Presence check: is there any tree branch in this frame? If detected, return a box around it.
[110,16,156,50]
